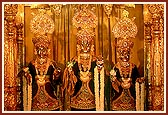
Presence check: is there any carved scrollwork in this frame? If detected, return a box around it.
[4,4,18,16]
[148,4,164,15]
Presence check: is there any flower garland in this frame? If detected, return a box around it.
[94,66,104,111]
[100,67,104,111]
[23,68,32,111]
[28,78,32,111]
[136,79,145,111]
[136,81,140,111]
[94,66,99,110]
[140,82,145,110]
[23,73,28,110]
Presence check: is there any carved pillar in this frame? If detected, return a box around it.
[4,4,18,111]
[159,11,164,111]
[144,22,152,110]
[16,23,24,110]
[147,4,164,111]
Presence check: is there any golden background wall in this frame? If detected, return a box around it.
[24,4,144,75]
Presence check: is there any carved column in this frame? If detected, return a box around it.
[4,4,18,111]
[147,4,164,111]
[144,22,152,110]
[159,11,164,111]
[16,23,24,110]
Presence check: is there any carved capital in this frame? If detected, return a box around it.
[103,4,113,18]
[50,4,62,16]
[4,4,18,16]
[148,4,164,18]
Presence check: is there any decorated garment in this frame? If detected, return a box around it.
[22,60,63,111]
[110,63,140,111]
[62,57,108,111]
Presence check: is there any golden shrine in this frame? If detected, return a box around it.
[2,2,165,112]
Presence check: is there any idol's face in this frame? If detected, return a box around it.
[79,53,91,72]
[119,49,130,62]
[36,45,48,59]
[77,39,94,55]
[80,41,91,53]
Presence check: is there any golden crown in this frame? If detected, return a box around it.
[72,5,98,29]
[112,10,138,39]
[30,8,54,49]
[30,13,54,35]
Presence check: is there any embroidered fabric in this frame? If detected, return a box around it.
[70,81,95,110]
[32,82,60,111]
[112,89,135,111]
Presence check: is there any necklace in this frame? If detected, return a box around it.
[118,61,132,78]
[117,61,133,89]
[80,71,91,82]
[34,58,50,75]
